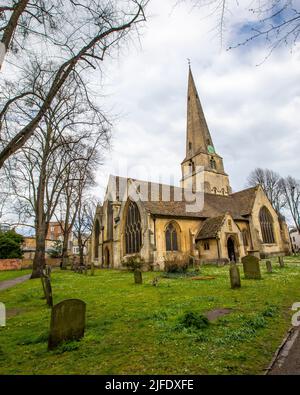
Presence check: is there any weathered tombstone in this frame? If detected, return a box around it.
[91,262,95,276]
[0,302,6,327]
[242,255,262,280]
[278,256,285,268]
[134,269,143,284]
[48,299,86,351]
[41,275,53,307]
[229,264,241,289]
[266,260,273,274]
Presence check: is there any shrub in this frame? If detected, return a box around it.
[164,253,189,273]
[178,312,210,330]
[0,230,24,259]
[122,255,144,271]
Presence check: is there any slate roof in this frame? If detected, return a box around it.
[196,215,226,240]
[108,176,258,221]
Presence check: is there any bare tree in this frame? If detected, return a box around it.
[247,167,285,213]
[279,176,300,233]
[181,1,300,55]
[0,0,148,167]
[73,195,98,267]
[5,66,110,278]
[55,141,101,269]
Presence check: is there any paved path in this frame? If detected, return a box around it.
[0,274,31,291]
[267,327,300,375]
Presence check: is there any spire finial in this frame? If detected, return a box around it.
[187,58,191,68]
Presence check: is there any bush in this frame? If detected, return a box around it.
[178,312,210,330]
[164,254,189,273]
[122,255,144,271]
[0,230,24,259]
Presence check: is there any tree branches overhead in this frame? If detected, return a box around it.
[0,0,149,166]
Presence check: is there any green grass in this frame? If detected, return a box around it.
[0,257,300,375]
[0,269,31,282]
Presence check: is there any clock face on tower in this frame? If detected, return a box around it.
[207,145,215,154]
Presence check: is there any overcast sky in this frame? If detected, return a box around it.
[95,0,300,201]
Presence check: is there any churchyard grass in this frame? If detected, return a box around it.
[0,269,31,282]
[1,257,300,375]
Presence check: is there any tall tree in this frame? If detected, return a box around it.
[279,176,300,233]
[5,67,110,278]
[73,196,98,267]
[0,0,148,167]
[247,168,285,213]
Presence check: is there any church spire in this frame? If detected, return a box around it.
[186,67,215,158]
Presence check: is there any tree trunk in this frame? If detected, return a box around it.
[78,233,85,266]
[31,227,47,278]
[61,234,69,269]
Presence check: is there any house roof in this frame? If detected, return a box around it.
[196,215,225,240]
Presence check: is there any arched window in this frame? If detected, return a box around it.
[259,207,275,244]
[94,220,100,259]
[107,201,113,241]
[210,157,217,170]
[165,223,179,251]
[125,201,142,254]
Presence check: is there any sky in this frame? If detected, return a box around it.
[93,0,300,202]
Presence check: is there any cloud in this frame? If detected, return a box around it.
[94,0,300,200]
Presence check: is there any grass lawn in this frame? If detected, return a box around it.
[0,269,31,283]
[1,257,300,375]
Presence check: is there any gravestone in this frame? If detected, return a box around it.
[134,269,143,284]
[48,299,86,350]
[41,275,53,307]
[229,264,241,289]
[266,260,273,274]
[91,262,95,276]
[242,255,262,280]
[278,256,285,268]
[0,302,6,327]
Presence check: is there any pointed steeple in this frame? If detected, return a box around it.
[186,67,215,158]
[181,66,232,195]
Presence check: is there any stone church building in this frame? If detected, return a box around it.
[92,68,291,270]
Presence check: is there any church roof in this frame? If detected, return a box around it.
[196,215,225,240]
[143,186,257,220]
[108,175,258,220]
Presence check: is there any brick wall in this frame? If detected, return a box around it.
[0,259,22,271]
[0,258,61,271]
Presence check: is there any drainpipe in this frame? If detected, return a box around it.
[101,226,104,268]
[216,233,221,260]
[153,217,157,250]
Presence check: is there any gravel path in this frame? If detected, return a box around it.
[0,274,31,291]
[267,327,300,375]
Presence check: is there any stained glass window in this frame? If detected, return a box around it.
[259,207,275,244]
[125,201,142,254]
[165,223,179,251]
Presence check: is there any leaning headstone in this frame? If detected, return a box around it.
[242,255,262,280]
[41,275,53,307]
[134,269,143,284]
[229,264,241,289]
[266,260,273,274]
[48,299,86,351]
[278,256,285,268]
